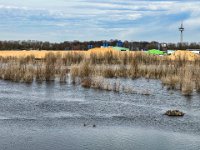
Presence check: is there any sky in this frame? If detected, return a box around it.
[0,0,200,42]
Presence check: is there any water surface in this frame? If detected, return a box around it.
[0,79,200,150]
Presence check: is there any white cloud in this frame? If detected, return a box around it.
[0,0,200,42]
[185,17,200,29]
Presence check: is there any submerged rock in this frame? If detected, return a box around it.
[164,110,185,117]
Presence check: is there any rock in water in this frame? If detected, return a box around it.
[164,110,185,117]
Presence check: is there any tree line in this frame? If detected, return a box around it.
[0,40,200,51]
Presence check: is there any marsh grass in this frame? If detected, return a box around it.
[181,79,193,96]
[59,68,68,83]
[0,50,200,96]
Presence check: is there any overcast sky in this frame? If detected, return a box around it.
[0,0,200,42]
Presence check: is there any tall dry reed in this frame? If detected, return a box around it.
[0,50,199,96]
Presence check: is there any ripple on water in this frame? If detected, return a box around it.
[0,79,200,135]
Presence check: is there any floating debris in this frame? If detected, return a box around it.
[164,110,185,117]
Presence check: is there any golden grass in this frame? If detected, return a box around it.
[0,49,113,58]
[0,49,199,61]
[169,50,199,61]
[0,50,85,59]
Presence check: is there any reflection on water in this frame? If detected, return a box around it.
[0,78,200,150]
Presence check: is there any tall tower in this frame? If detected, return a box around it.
[179,22,184,43]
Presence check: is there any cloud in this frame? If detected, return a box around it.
[0,0,200,42]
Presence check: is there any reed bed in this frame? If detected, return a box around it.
[0,49,200,96]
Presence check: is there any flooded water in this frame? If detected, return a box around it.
[0,78,200,150]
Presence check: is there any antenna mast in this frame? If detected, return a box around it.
[179,22,184,44]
